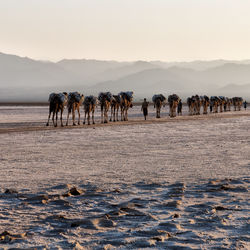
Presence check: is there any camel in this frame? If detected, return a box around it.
[210,96,219,113]
[168,94,180,117]
[98,92,112,123]
[193,95,201,115]
[66,92,84,126]
[110,95,121,122]
[187,97,195,115]
[218,96,226,113]
[187,95,200,115]
[83,96,96,125]
[46,92,68,127]
[152,94,166,118]
[200,95,210,114]
[232,97,243,111]
[225,98,232,111]
[222,97,232,112]
[119,91,133,121]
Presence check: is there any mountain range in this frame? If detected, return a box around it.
[1,52,250,102]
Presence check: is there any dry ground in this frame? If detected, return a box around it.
[0,105,249,249]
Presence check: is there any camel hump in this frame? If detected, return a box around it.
[112,95,121,103]
[98,92,112,102]
[48,93,56,102]
[84,95,97,105]
[152,94,166,103]
[69,92,83,103]
[119,91,133,101]
[57,93,67,104]
[168,94,179,103]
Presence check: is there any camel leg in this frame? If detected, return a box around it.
[83,111,86,124]
[46,111,51,126]
[110,107,113,122]
[106,106,109,123]
[87,111,90,125]
[66,110,70,126]
[104,109,107,123]
[72,106,76,126]
[92,110,95,124]
[55,111,58,127]
[77,106,80,125]
[120,109,122,121]
[60,109,64,127]
[116,107,119,121]
[101,107,103,123]
[52,111,55,126]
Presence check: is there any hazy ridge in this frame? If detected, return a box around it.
[1,52,250,101]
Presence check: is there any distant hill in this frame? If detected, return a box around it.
[1,52,250,101]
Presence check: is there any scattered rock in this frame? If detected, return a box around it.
[0,231,26,243]
[4,189,18,194]
[63,187,83,197]
[73,241,85,250]
[173,213,180,218]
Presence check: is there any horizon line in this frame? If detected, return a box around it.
[1,51,250,64]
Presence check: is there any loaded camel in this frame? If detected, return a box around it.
[194,95,201,115]
[187,95,200,115]
[218,96,226,113]
[66,92,84,126]
[110,95,121,122]
[152,94,166,118]
[168,94,180,117]
[119,91,133,121]
[46,92,68,127]
[210,96,219,113]
[98,92,112,123]
[83,96,97,125]
[200,95,210,114]
[232,97,243,111]
[224,97,232,111]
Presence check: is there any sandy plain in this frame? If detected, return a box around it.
[0,105,249,249]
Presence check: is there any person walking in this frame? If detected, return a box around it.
[243,100,247,110]
[141,98,149,120]
[177,99,182,115]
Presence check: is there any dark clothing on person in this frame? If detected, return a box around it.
[210,105,213,113]
[177,101,182,115]
[244,101,247,110]
[143,108,148,117]
[141,100,149,120]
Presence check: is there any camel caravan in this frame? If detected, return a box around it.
[46,91,244,127]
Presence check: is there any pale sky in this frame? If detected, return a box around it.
[1,0,250,62]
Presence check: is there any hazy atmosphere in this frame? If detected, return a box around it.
[0,1,249,249]
[1,0,250,61]
[1,0,250,101]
